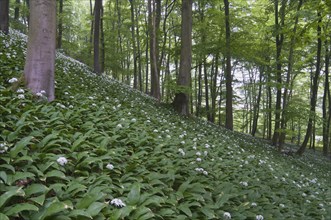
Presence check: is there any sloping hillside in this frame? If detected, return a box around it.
[0,30,330,220]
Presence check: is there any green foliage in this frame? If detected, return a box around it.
[0,30,330,220]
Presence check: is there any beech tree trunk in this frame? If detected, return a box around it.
[130,0,138,89]
[93,0,102,74]
[323,39,330,156]
[24,0,56,102]
[224,0,233,130]
[297,11,322,156]
[251,66,263,136]
[14,0,20,20]
[173,0,192,115]
[0,0,9,34]
[56,0,63,49]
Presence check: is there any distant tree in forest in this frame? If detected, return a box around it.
[93,0,102,74]
[24,0,56,101]
[173,0,192,115]
[0,0,9,34]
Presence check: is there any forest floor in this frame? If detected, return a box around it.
[0,30,330,220]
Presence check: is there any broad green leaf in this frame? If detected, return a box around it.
[127,183,141,205]
[76,194,99,209]
[0,171,8,184]
[0,213,9,220]
[68,210,93,219]
[178,204,192,217]
[4,203,39,216]
[0,187,25,208]
[45,170,66,179]
[10,136,34,158]
[86,202,107,217]
[29,194,46,206]
[37,132,60,148]
[25,184,49,196]
[9,171,35,185]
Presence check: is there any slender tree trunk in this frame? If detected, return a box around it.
[173,0,192,115]
[89,0,94,56]
[278,0,303,150]
[204,59,211,121]
[211,53,219,123]
[56,0,63,49]
[145,12,149,94]
[135,4,143,91]
[224,0,233,130]
[323,38,330,156]
[297,11,322,155]
[130,0,138,89]
[24,0,56,102]
[93,0,102,74]
[15,0,20,20]
[0,0,9,34]
[197,62,202,117]
[100,4,105,73]
[272,0,285,146]
[252,66,264,136]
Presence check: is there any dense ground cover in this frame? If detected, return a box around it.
[0,30,330,220]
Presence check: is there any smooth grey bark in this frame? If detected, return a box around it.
[56,0,63,49]
[173,0,192,115]
[24,0,56,101]
[323,39,330,156]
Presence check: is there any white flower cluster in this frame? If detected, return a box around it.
[110,198,126,207]
[223,212,231,219]
[195,167,208,176]
[0,143,9,154]
[106,163,114,170]
[240,181,248,187]
[57,156,68,166]
[178,148,185,156]
[36,90,46,97]
[8,77,18,83]
[256,214,264,220]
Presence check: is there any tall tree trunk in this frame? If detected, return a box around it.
[278,0,303,150]
[296,11,322,156]
[135,4,143,91]
[145,12,149,93]
[173,0,192,115]
[100,4,105,73]
[251,66,264,136]
[196,62,202,117]
[224,0,233,130]
[15,0,20,20]
[211,53,219,123]
[0,0,9,34]
[56,0,63,49]
[130,0,138,89]
[267,69,273,140]
[93,0,102,74]
[89,0,94,56]
[323,38,330,156]
[204,59,211,121]
[24,0,56,102]
[272,0,286,146]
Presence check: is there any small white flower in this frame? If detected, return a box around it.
[178,148,185,156]
[256,215,264,220]
[110,198,126,207]
[17,94,25,99]
[319,203,324,208]
[166,135,171,138]
[279,203,285,208]
[131,118,137,123]
[203,170,208,175]
[0,143,9,154]
[240,181,248,187]
[106,163,114,170]
[57,156,68,166]
[196,158,202,162]
[8,77,18,83]
[153,129,158,133]
[196,151,201,156]
[116,124,123,128]
[16,88,24,93]
[205,144,210,148]
[223,212,231,219]
[36,92,43,97]
[181,141,185,145]
[251,202,257,207]
[204,151,208,156]
[302,192,307,197]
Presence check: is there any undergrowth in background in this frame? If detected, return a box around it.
[0,30,330,220]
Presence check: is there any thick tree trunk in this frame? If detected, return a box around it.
[224,0,233,130]
[100,4,105,73]
[204,59,211,121]
[173,0,192,115]
[0,0,9,34]
[93,0,102,74]
[135,4,143,91]
[297,11,322,156]
[24,0,56,102]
